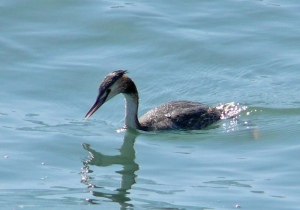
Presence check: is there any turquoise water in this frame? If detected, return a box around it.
[1,0,300,209]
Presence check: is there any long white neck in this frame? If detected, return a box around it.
[124,93,140,129]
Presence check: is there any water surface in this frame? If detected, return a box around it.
[1,0,300,209]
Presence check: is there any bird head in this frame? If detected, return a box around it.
[84,70,128,120]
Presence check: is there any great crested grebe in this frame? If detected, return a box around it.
[85,70,239,131]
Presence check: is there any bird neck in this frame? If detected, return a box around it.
[123,93,141,130]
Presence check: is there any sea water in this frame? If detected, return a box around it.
[1,0,300,209]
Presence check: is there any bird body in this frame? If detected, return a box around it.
[138,101,221,131]
[85,70,235,131]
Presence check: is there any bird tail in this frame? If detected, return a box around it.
[216,102,246,119]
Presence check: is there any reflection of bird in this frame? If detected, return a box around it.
[81,131,139,208]
[85,70,237,131]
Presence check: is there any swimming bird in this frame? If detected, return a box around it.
[85,70,238,131]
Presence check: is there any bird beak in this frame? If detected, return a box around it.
[84,93,108,120]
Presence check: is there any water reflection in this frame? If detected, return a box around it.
[81,130,139,208]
